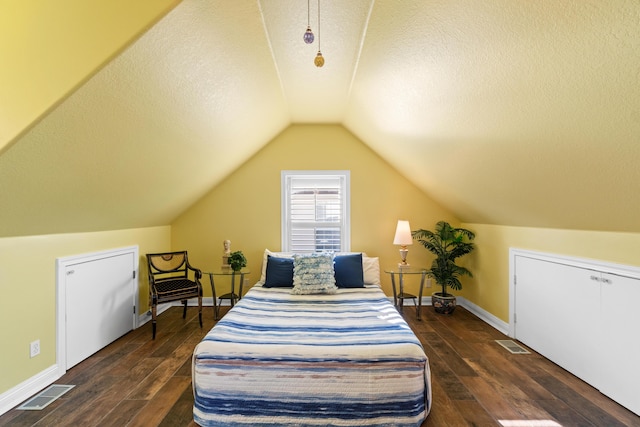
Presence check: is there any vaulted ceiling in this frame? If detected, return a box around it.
[1,0,639,237]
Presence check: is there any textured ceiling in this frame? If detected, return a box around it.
[1,0,639,237]
[345,0,640,231]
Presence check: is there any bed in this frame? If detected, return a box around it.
[192,252,431,426]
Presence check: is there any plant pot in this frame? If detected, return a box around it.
[432,292,456,314]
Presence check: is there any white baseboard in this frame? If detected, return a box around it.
[458,297,509,335]
[184,297,216,307]
[183,297,234,308]
[137,302,173,327]
[0,364,64,416]
[390,295,509,335]
[137,298,234,326]
[386,296,433,306]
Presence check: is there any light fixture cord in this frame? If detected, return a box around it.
[317,0,321,51]
[307,0,311,26]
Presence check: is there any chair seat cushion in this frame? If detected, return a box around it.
[153,278,200,302]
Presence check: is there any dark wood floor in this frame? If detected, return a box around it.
[1,304,639,427]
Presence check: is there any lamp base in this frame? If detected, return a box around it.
[398,263,410,270]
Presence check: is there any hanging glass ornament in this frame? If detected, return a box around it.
[304,27,314,44]
[303,0,314,44]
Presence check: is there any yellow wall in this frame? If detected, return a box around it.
[0,0,181,154]
[172,124,458,298]
[0,226,170,393]
[460,223,640,322]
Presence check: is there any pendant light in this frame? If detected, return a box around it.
[314,0,324,67]
[303,0,314,44]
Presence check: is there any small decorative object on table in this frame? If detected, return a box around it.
[228,251,247,272]
[222,240,231,269]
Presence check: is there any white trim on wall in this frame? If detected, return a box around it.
[458,297,509,335]
[384,296,509,336]
[0,365,62,416]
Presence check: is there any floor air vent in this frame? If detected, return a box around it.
[17,384,75,410]
[496,340,530,354]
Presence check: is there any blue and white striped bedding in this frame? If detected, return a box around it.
[192,284,431,426]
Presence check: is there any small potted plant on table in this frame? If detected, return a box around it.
[412,221,475,314]
[228,251,247,272]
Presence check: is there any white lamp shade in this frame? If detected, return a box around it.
[393,220,413,246]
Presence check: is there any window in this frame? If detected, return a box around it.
[281,171,350,253]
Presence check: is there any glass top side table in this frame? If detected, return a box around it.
[384,268,428,320]
[204,269,250,320]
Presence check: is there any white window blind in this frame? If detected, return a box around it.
[281,171,350,253]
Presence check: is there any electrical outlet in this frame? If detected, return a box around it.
[426,278,432,288]
[30,340,40,358]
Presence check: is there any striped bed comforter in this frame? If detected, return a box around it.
[192,284,431,427]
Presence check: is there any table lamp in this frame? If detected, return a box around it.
[393,220,413,268]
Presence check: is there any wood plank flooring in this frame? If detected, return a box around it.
[1,304,638,426]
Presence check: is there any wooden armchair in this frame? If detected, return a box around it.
[146,251,203,339]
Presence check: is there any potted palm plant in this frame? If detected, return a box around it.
[412,221,475,314]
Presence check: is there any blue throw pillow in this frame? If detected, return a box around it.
[263,255,294,288]
[334,253,364,288]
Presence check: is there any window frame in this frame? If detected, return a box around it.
[281,170,351,253]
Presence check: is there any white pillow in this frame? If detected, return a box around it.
[363,256,381,286]
[258,249,293,284]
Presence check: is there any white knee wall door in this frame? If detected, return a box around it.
[510,248,640,416]
[57,246,138,370]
